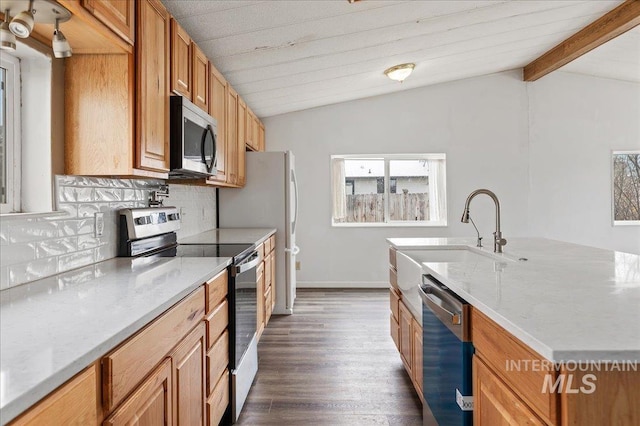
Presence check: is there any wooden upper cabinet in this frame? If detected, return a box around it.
[258,122,265,152]
[136,0,170,172]
[170,19,192,99]
[226,86,239,186]
[103,359,173,426]
[192,43,209,111]
[237,97,247,187]
[209,64,227,183]
[82,0,135,45]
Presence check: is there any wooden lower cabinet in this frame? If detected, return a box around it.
[474,355,545,426]
[10,366,98,426]
[171,323,206,426]
[103,359,173,426]
[398,300,413,374]
[207,371,230,426]
[411,317,423,397]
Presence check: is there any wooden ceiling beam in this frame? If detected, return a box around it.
[523,0,640,81]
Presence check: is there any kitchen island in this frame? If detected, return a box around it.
[387,237,640,425]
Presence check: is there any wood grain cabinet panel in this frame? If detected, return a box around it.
[226,86,239,186]
[237,98,247,187]
[10,366,98,426]
[411,317,423,397]
[171,323,206,426]
[205,270,228,314]
[206,299,228,350]
[258,122,265,152]
[102,288,205,412]
[474,356,545,426]
[136,0,170,172]
[170,19,191,98]
[207,371,229,426]
[390,314,400,352]
[103,359,173,426]
[206,331,229,396]
[82,0,135,45]
[398,300,413,374]
[192,43,209,111]
[256,261,265,340]
[209,64,227,183]
[472,308,558,424]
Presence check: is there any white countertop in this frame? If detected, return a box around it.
[387,237,640,363]
[0,256,231,425]
[178,228,276,245]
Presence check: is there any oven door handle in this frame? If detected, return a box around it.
[236,251,261,274]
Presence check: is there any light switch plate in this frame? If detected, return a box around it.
[94,212,105,237]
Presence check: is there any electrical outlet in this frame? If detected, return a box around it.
[296,261,301,270]
[94,212,105,237]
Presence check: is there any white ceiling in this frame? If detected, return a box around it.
[162,0,628,118]
[560,26,640,82]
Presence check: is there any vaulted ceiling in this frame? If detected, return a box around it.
[162,1,631,118]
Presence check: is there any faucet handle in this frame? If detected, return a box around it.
[497,238,507,246]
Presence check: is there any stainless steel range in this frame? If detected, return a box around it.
[118,207,260,423]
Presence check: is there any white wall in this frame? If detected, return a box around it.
[528,72,640,254]
[265,71,531,287]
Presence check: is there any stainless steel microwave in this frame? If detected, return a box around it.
[169,96,217,178]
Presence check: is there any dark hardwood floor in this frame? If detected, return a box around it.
[237,289,422,425]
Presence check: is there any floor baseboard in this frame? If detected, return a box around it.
[297,281,388,289]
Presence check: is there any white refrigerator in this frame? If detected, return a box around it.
[219,151,299,314]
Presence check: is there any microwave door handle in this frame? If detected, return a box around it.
[201,125,216,173]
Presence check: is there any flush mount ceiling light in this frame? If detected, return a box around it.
[384,63,415,83]
[0,10,17,51]
[2,0,71,53]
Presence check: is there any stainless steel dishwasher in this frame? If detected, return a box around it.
[419,274,474,426]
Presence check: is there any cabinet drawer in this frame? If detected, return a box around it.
[269,235,275,252]
[102,287,205,412]
[207,330,229,395]
[265,287,272,324]
[263,237,272,254]
[257,243,265,259]
[205,270,228,314]
[472,308,559,425]
[389,287,401,320]
[389,268,398,290]
[11,366,97,426]
[264,253,272,289]
[206,299,228,350]
[207,370,229,426]
[390,314,400,351]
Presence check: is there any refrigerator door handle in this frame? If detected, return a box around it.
[291,168,299,235]
[284,246,300,255]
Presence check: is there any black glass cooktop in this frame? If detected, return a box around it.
[175,243,254,261]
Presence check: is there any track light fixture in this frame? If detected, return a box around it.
[52,18,71,58]
[9,0,34,38]
[2,0,72,57]
[0,10,17,51]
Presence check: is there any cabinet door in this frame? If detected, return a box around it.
[226,86,238,186]
[251,114,260,151]
[209,64,227,182]
[12,366,98,426]
[192,43,209,111]
[271,247,276,309]
[83,0,135,44]
[237,98,247,187]
[171,324,206,426]
[398,301,413,374]
[473,356,545,426]
[170,19,191,98]
[136,0,170,172]
[411,317,423,396]
[103,359,173,426]
[258,122,265,152]
[256,261,265,340]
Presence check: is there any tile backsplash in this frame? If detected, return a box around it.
[0,176,217,290]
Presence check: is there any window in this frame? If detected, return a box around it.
[0,53,20,213]
[331,154,447,226]
[612,151,640,225]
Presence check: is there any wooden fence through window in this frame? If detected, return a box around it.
[338,193,429,222]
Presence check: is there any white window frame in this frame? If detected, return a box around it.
[331,153,447,228]
[0,53,21,214]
